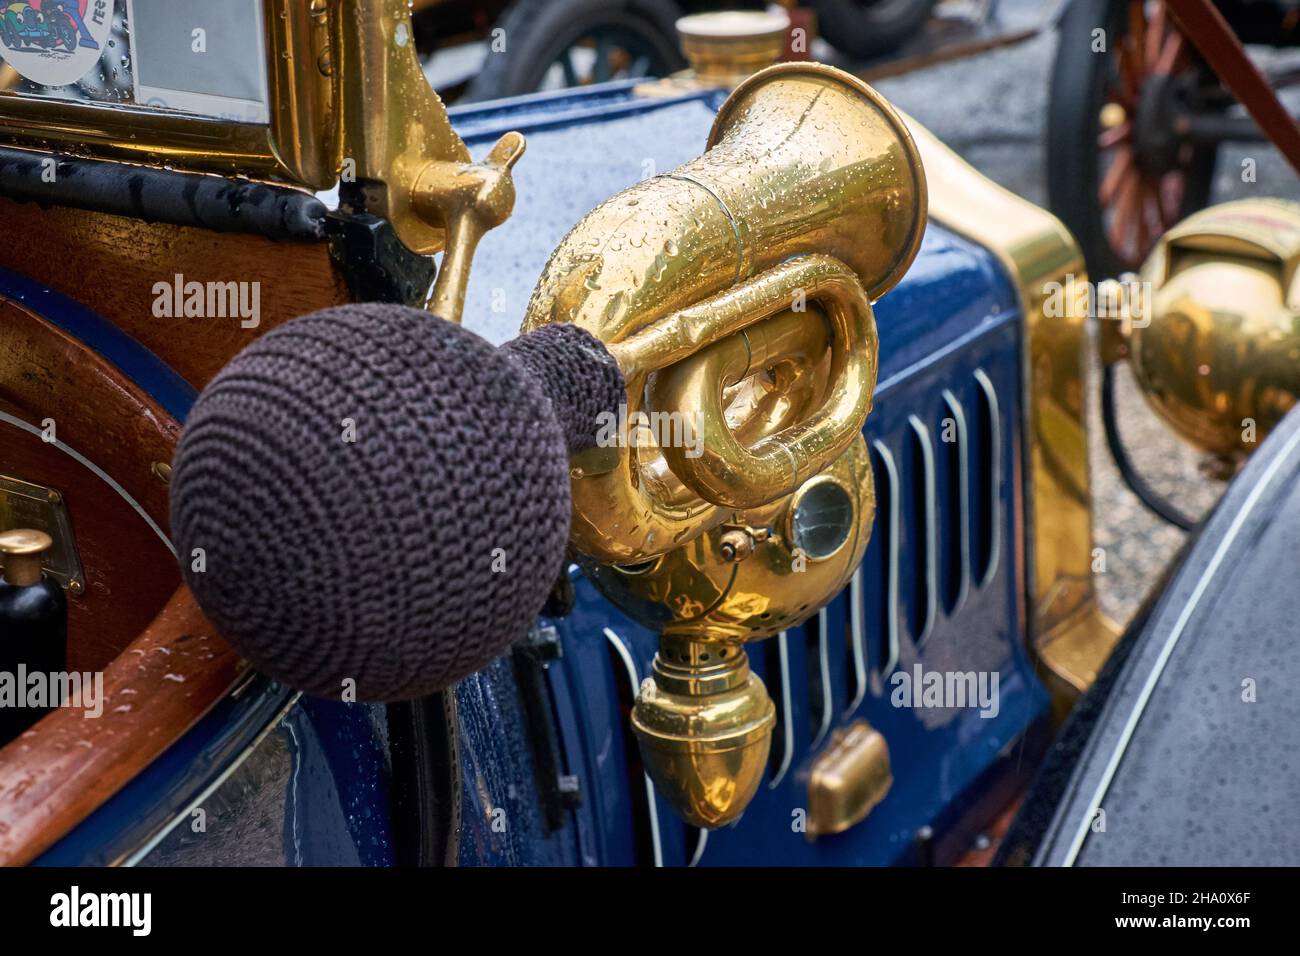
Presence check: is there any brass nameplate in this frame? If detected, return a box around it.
[0,475,84,593]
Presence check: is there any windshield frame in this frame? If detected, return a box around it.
[0,0,333,188]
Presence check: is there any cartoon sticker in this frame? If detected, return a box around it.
[0,0,114,87]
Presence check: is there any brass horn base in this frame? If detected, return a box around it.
[632,635,774,829]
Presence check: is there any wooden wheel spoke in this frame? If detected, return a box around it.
[1107,178,1140,265]
[1137,178,1158,253]
[1155,29,1184,75]
[1158,171,1186,229]
[1118,40,1141,103]
[1100,146,1135,206]
[1099,119,1132,149]
[1147,1,1167,69]
[1128,0,1148,74]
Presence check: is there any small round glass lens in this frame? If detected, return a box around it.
[790,481,854,560]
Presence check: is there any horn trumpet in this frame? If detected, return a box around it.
[523,63,927,828]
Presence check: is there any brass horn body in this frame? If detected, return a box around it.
[521,63,926,828]
[523,62,925,564]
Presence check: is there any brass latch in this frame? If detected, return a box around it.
[807,719,892,839]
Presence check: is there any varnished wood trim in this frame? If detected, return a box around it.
[0,295,179,536]
[1,297,185,670]
[0,588,245,866]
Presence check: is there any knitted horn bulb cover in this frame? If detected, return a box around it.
[171,304,619,701]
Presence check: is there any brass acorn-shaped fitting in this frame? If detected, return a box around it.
[631,634,775,828]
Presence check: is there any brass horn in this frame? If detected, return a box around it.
[522,63,927,828]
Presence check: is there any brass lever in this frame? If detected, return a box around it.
[414,132,527,323]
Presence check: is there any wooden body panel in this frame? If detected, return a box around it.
[0,197,350,388]
[0,198,344,862]
[0,588,244,866]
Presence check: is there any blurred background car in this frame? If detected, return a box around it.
[412,0,754,100]
[412,0,944,101]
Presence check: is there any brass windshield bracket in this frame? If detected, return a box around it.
[414,132,527,323]
[332,0,526,323]
[905,115,1123,712]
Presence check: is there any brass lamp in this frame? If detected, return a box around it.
[1119,199,1300,464]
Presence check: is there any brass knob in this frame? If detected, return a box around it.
[0,529,53,587]
[414,131,527,324]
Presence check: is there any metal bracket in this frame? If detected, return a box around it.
[0,474,84,594]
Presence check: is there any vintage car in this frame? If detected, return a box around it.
[0,0,1297,870]
[1050,0,1300,274]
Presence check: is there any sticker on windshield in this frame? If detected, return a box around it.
[0,0,114,87]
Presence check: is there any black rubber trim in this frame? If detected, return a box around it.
[0,146,327,241]
[387,692,461,867]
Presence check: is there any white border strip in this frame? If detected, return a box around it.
[872,440,902,676]
[941,389,972,612]
[811,607,834,749]
[908,415,939,646]
[973,369,1002,589]
[687,828,708,868]
[846,568,868,713]
[768,630,795,788]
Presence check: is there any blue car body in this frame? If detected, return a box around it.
[25,79,1051,867]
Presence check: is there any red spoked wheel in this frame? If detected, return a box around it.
[1049,0,1219,276]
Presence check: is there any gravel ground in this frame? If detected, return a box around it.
[866,13,1300,624]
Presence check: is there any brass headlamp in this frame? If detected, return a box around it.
[523,63,926,827]
[1115,198,1300,465]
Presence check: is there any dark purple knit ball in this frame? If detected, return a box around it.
[171,304,573,701]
